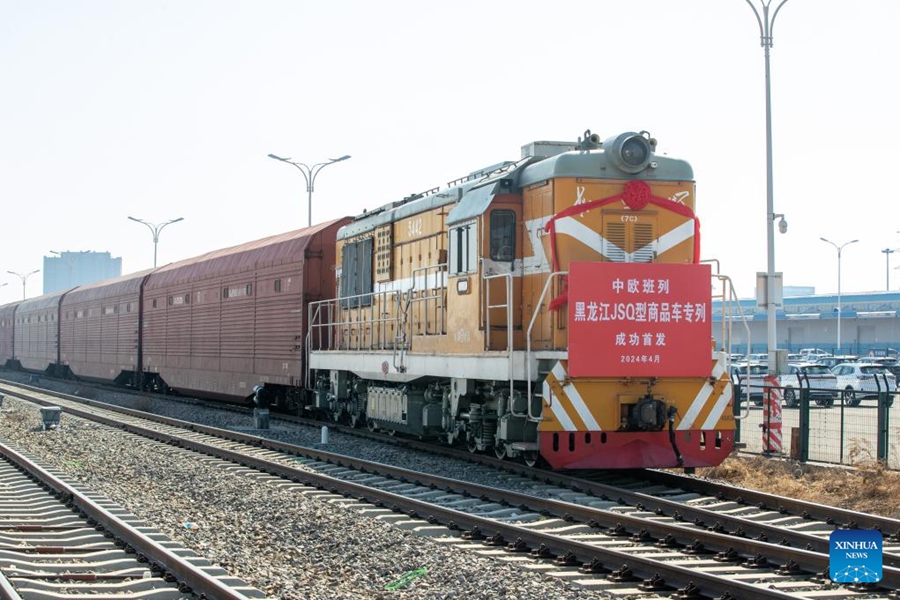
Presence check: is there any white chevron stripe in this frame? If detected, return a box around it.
[700,380,732,430]
[543,379,576,431]
[552,215,694,263]
[551,362,601,430]
[678,356,728,430]
[677,380,712,430]
[654,220,695,256]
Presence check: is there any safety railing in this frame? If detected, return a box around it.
[525,271,567,422]
[306,289,405,382]
[483,267,514,400]
[408,263,448,337]
[705,261,753,426]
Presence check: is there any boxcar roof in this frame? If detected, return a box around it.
[62,269,155,305]
[0,302,18,319]
[17,289,70,312]
[145,218,347,289]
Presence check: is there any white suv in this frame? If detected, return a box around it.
[830,363,898,406]
[777,363,838,408]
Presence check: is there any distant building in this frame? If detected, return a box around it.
[43,251,122,294]
[714,290,900,356]
[753,285,816,298]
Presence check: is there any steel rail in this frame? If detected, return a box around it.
[3,385,896,598]
[0,439,253,600]
[637,467,900,537]
[3,381,899,570]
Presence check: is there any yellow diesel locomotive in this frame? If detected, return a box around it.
[308,129,735,469]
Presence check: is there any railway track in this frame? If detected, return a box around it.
[2,380,899,598]
[0,437,265,599]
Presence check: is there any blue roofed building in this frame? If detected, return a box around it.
[713,290,900,357]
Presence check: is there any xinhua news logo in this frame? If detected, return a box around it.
[830,530,882,583]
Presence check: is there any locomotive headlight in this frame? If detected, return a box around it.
[604,132,656,173]
[621,136,649,167]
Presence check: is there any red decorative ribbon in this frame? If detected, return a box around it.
[543,180,701,310]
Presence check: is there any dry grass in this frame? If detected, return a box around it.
[697,450,900,519]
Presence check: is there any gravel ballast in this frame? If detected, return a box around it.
[0,381,614,599]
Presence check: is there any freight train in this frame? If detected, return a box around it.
[0,129,737,470]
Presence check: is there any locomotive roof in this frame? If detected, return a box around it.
[338,138,693,240]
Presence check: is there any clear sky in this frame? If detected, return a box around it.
[1,1,898,306]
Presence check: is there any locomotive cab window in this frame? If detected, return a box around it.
[448,221,477,275]
[489,210,515,262]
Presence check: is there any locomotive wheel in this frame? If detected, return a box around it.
[386,429,396,437]
[523,451,540,468]
[494,443,506,460]
[367,419,378,432]
[466,436,478,453]
[349,413,361,429]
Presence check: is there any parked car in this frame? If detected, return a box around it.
[777,363,838,408]
[813,355,859,369]
[869,357,900,379]
[730,363,767,405]
[746,353,769,363]
[830,363,898,407]
[799,348,833,361]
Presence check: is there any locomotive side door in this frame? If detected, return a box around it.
[483,201,523,351]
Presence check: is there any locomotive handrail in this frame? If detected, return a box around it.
[711,272,752,421]
[393,291,410,373]
[407,263,449,337]
[307,290,403,351]
[525,271,567,422]
[482,267,514,400]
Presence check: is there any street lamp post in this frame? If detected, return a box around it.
[820,237,858,353]
[6,270,40,300]
[883,247,900,291]
[746,0,790,372]
[883,232,900,291]
[128,217,184,268]
[267,154,351,227]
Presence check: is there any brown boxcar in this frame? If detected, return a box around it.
[0,301,19,368]
[59,270,154,384]
[141,219,347,405]
[13,291,68,373]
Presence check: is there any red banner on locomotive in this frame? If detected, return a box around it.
[568,262,712,378]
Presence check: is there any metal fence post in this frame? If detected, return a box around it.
[839,393,845,464]
[798,387,810,463]
[877,374,890,464]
